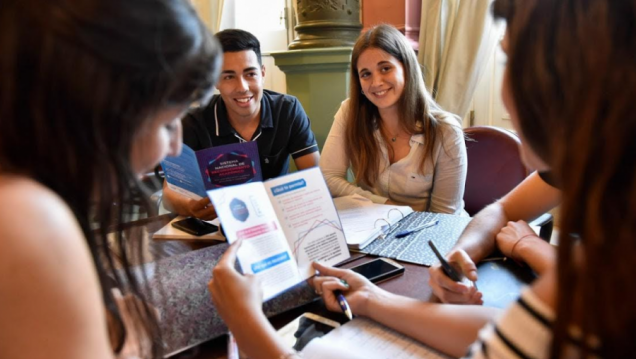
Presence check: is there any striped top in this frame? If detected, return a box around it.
[465,288,601,358]
[466,288,555,358]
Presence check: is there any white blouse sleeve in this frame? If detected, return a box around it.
[428,121,467,214]
[319,101,388,203]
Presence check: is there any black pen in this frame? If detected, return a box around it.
[428,240,478,289]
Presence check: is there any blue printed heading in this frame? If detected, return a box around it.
[270,179,306,196]
[251,252,291,273]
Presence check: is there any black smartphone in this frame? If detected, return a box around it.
[350,257,405,283]
[171,217,219,236]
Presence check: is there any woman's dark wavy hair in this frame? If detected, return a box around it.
[0,0,222,357]
[494,0,636,357]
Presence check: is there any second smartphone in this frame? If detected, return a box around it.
[349,257,405,283]
[171,217,219,236]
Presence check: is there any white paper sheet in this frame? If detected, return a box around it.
[302,317,450,359]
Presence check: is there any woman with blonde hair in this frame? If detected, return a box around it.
[320,24,467,213]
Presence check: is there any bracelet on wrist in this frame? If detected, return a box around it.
[510,233,538,259]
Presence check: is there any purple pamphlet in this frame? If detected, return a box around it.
[161,142,262,200]
[197,142,262,188]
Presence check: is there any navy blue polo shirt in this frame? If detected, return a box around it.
[182,89,318,180]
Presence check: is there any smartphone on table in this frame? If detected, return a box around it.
[171,217,219,236]
[349,257,405,283]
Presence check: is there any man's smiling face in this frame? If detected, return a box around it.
[217,50,265,122]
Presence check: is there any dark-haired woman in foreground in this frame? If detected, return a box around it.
[0,1,221,358]
[209,0,636,357]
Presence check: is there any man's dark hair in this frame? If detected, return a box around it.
[215,29,262,65]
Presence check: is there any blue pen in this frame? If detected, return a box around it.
[395,220,438,238]
[335,290,353,320]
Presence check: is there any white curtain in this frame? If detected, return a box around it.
[214,0,225,32]
[192,0,225,33]
[418,0,499,119]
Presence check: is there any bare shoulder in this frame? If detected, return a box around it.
[0,176,110,359]
[0,175,85,254]
[0,175,95,287]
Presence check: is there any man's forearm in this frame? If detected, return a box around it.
[455,203,509,262]
[162,183,191,216]
[456,171,561,263]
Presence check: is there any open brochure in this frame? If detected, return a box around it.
[334,195,414,250]
[161,142,261,200]
[208,167,350,300]
[302,317,450,359]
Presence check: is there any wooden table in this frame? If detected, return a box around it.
[165,254,436,359]
[112,215,534,359]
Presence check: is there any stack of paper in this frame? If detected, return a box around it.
[334,195,414,250]
[302,317,450,359]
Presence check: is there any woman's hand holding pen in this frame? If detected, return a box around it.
[428,249,483,305]
[312,262,382,318]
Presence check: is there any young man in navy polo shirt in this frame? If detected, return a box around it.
[163,29,320,220]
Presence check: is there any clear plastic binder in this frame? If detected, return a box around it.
[333,195,413,250]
